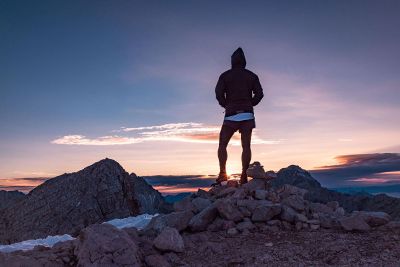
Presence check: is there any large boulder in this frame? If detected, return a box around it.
[153,227,184,253]
[251,204,281,222]
[188,205,218,232]
[145,210,194,233]
[339,215,371,232]
[74,223,142,266]
[216,200,243,222]
[352,211,391,227]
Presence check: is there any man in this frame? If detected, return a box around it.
[214,47,264,185]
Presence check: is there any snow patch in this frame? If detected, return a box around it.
[104,213,157,229]
[0,213,157,253]
[0,234,74,253]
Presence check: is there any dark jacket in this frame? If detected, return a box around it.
[215,48,264,117]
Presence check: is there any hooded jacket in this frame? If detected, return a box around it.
[215,47,264,117]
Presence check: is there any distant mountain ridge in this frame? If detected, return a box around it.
[272,165,400,220]
[0,158,169,244]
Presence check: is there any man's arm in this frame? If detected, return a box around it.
[251,75,264,106]
[215,75,227,108]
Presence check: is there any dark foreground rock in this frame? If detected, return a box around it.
[0,159,169,244]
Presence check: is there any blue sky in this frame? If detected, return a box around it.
[1,1,400,190]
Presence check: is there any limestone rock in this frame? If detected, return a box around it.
[216,200,243,222]
[251,204,281,222]
[192,197,212,213]
[188,205,218,232]
[339,215,371,232]
[254,190,267,200]
[153,227,184,253]
[281,195,305,211]
[145,210,194,233]
[74,223,142,266]
[246,161,266,179]
[145,254,171,267]
[353,211,391,227]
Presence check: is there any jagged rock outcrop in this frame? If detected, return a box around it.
[0,190,25,210]
[0,158,169,244]
[271,165,400,220]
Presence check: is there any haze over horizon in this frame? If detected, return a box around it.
[1,1,400,192]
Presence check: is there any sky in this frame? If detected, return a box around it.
[1,0,400,193]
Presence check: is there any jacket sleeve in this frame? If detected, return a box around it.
[215,75,227,108]
[251,75,264,106]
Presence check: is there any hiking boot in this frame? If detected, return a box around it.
[239,172,248,185]
[212,171,229,186]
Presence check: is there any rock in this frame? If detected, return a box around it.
[237,199,273,213]
[281,195,305,211]
[145,254,171,267]
[251,204,281,222]
[227,228,238,235]
[295,213,308,223]
[216,200,243,222]
[242,178,269,192]
[231,188,248,199]
[227,180,239,188]
[339,215,371,232]
[153,227,184,253]
[265,171,277,180]
[327,201,339,210]
[192,197,212,213]
[295,221,303,230]
[309,202,334,214]
[280,205,298,223]
[188,205,218,232]
[266,191,280,203]
[267,220,282,227]
[246,161,266,179]
[335,207,346,217]
[196,189,211,199]
[254,190,267,200]
[239,206,252,217]
[216,187,237,198]
[310,224,320,230]
[0,190,25,210]
[0,159,168,244]
[145,210,194,233]
[173,196,196,212]
[153,227,185,252]
[236,221,255,232]
[278,184,308,199]
[207,218,235,232]
[282,221,292,230]
[353,211,391,227]
[319,213,339,229]
[74,223,141,266]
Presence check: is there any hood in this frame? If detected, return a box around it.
[231,47,246,68]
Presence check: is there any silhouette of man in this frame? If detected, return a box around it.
[215,47,264,185]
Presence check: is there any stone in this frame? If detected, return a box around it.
[266,191,280,203]
[196,189,211,199]
[216,187,237,198]
[237,199,273,213]
[242,178,269,192]
[145,210,194,233]
[280,205,298,223]
[339,215,371,232]
[153,227,184,253]
[192,197,212,213]
[173,196,196,212]
[326,201,339,210]
[231,188,248,199]
[309,202,334,214]
[281,195,305,211]
[295,213,308,223]
[238,206,252,217]
[188,205,218,232]
[207,218,235,232]
[265,171,277,180]
[353,211,391,227]
[267,220,282,227]
[251,204,281,222]
[282,221,292,230]
[236,221,255,232]
[74,223,141,266]
[227,180,239,188]
[254,190,267,200]
[246,161,266,179]
[295,221,303,230]
[227,228,238,235]
[310,224,320,230]
[216,200,243,222]
[278,184,307,199]
[145,254,171,267]
[335,207,345,217]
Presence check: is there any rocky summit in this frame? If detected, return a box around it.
[1,164,400,266]
[0,158,169,244]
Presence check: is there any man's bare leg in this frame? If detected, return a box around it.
[217,125,235,183]
[240,128,252,184]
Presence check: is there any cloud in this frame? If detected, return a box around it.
[311,153,400,187]
[52,122,281,146]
